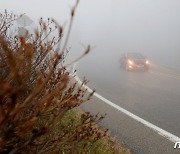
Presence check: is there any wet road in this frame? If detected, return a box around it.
[76,54,180,139]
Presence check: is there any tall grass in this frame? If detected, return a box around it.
[0,1,110,153]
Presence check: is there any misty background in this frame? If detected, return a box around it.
[1,0,180,71]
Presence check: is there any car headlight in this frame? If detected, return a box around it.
[129,65,132,69]
[145,60,149,64]
[128,60,133,65]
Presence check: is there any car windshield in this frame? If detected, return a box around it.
[127,53,145,59]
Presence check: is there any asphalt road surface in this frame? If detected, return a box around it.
[76,56,180,154]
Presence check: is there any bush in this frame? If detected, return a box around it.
[0,2,108,153]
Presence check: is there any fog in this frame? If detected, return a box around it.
[1,0,180,70]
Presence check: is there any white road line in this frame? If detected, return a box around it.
[73,63,180,143]
[149,70,180,80]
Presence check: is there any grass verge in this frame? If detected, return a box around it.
[56,108,131,154]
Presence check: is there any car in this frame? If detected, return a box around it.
[120,52,149,71]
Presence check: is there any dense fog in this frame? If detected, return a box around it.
[1,0,180,70]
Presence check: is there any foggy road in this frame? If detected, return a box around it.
[76,56,180,153]
[77,57,180,136]
[2,0,180,153]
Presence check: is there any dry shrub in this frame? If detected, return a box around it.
[0,2,107,154]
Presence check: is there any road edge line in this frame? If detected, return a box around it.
[73,63,180,143]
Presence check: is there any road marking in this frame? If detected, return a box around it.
[149,70,180,80]
[149,61,180,80]
[73,63,180,143]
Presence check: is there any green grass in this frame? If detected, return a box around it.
[54,109,130,154]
